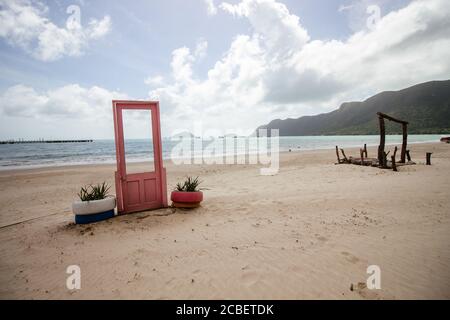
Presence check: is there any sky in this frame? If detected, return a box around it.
[0,0,449,139]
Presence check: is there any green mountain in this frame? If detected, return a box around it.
[257,80,450,135]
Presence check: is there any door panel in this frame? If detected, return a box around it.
[122,172,159,212]
[112,100,168,214]
[126,180,141,205]
[144,178,157,202]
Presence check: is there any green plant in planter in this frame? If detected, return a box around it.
[78,182,111,201]
[175,176,202,192]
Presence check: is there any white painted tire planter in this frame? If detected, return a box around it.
[72,197,116,215]
[72,197,116,224]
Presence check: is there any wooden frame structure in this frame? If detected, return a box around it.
[335,112,413,171]
[377,112,408,167]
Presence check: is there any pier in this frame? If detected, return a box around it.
[0,139,93,144]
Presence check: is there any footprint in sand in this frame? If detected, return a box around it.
[351,282,381,299]
[341,251,360,264]
[241,271,261,287]
[236,206,249,212]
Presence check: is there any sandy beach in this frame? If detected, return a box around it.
[0,142,449,299]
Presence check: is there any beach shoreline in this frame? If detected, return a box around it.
[0,142,449,299]
[1,134,447,172]
[1,136,447,172]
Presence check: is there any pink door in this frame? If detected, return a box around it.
[112,100,168,214]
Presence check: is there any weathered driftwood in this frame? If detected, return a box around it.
[426,152,432,165]
[335,146,351,164]
[391,155,397,171]
[348,157,378,166]
[340,148,348,163]
[335,146,341,163]
[337,121,414,170]
[386,146,398,171]
[406,150,411,162]
[379,150,390,168]
[377,112,408,166]
[377,112,408,125]
[337,112,415,171]
[400,124,407,163]
[378,115,386,165]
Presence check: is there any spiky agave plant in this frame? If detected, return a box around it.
[78,182,111,201]
[175,182,185,192]
[175,176,202,192]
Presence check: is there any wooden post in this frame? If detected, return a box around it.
[426,152,432,165]
[406,150,411,162]
[378,116,385,166]
[391,155,397,171]
[391,146,398,171]
[335,146,341,163]
[400,123,407,163]
[340,149,348,163]
[381,151,390,168]
[360,148,364,165]
[363,144,368,158]
[393,146,398,159]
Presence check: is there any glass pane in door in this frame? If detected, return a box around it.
[121,109,155,174]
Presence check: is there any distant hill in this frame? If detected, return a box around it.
[257,80,450,135]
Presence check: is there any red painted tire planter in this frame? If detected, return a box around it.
[171,191,203,208]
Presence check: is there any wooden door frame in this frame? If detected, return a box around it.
[112,100,168,214]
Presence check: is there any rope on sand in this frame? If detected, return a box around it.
[0,212,62,230]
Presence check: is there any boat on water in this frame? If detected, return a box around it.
[440,137,450,143]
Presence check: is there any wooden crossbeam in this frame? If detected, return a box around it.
[377,112,409,124]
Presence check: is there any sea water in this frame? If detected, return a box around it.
[0,135,445,169]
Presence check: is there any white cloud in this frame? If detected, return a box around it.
[293,0,450,97]
[171,47,195,84]
[194,38,208,59]
[204,0,218,16]
[145,0,450,135]
[2,0,450,138]
[153,39,209,87]
[0,84,127,119]
[0,0,111,61]
[221,0,309,55]
[338,4,354,13]
[144,75,165,87]
[88,15,112,39]
[339,0,386,32]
